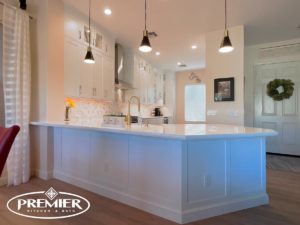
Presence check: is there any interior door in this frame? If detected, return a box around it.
[254,61,300,156]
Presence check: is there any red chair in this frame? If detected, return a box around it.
[0,125,20,176]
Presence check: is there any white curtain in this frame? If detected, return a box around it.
[2,4,31,186]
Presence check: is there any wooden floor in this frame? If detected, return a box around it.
[0,169,299,225]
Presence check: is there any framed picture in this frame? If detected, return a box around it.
[214,77,234,101]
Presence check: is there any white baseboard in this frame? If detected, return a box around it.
[182,194,269,223]
[34,169,53,180]
[53,171,268,224]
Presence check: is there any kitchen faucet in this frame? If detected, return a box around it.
[125,96,141,126]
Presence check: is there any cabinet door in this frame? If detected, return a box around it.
[133,56,141,89]
[92,52,103,99]
[103,36,114,58]
[102,56,115,100]
[79,48,93,98]
[139,70,148,104]
[64,39,81,97]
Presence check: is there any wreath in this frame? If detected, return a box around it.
[267,79,295,101]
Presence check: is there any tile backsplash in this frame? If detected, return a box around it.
[68,98,158,125]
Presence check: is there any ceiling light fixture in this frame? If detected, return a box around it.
[139,0,152,53]
[104,8,112,15]
[84,0,95,64]
[219,0,234,53]
[177,62,182,66]
[155,51,160,56]
[191,45,197,49]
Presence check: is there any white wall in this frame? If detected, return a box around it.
[30,0,65,179]
[205,26,244,125]
[176,69,205,124]
[176,26,245,125]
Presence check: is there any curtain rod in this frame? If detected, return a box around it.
[0,1,34,19]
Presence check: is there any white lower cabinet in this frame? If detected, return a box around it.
[64,37,114,100]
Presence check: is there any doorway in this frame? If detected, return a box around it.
[254,61,300,156]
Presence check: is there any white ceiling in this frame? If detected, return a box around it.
[63,0,300,71]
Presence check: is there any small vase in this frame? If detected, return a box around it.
[65,107,70,122]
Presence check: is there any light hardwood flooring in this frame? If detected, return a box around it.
[0,169,299,225]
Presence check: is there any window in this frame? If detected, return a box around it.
[185,84,206,122]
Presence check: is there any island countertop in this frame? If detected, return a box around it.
[31,121,277,140]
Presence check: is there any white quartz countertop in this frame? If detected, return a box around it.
[31,121,277,140]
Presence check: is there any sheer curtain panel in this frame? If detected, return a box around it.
[2,4,31,186]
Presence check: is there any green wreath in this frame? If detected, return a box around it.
[267,79,295,101]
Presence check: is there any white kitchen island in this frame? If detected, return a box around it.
[31,122,276,224]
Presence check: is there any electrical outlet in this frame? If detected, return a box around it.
[203,175,211,188]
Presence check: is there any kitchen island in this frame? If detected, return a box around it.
[31,122,276,224]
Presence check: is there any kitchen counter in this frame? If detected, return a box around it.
[31,121,276,223]
[31,121,276,140]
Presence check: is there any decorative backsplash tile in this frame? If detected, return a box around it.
[67,98,159,125]
[68,99,116,125]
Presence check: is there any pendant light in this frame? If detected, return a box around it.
[219,0,234,53]
[139,0,152,53]
[84,0,95,64]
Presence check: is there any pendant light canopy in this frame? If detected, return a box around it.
[139,0,152,53]
[84,0,95,64]
[219,0,234,53]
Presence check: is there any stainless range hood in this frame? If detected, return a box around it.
[115,43,134,90]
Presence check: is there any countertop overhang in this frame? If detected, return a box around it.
[30,121,278,140]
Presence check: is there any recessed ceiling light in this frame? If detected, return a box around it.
[104,8,112,15]
[191,45,197,49]
[155,51,160,56]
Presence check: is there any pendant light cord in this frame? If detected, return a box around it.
[225,0,227,30]
[89,0,91,46]
[145,0,147,31]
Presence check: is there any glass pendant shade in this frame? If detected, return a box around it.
[84,46,95,64]
[139,30,152,53]
[219,30,234,53]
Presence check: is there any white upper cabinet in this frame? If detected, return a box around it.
[79,48,93,98]
[102,56,115,100]
[123,53,165,105]
[64,12,115,101]
[64,38,81,97]
[91,52,103,99]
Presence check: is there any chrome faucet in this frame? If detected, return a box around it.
[125,96,141,126]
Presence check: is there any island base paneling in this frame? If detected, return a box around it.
[48,127,269,224]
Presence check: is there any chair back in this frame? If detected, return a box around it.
[0,125,20,176]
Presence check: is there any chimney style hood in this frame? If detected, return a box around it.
[115,43,134,90]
